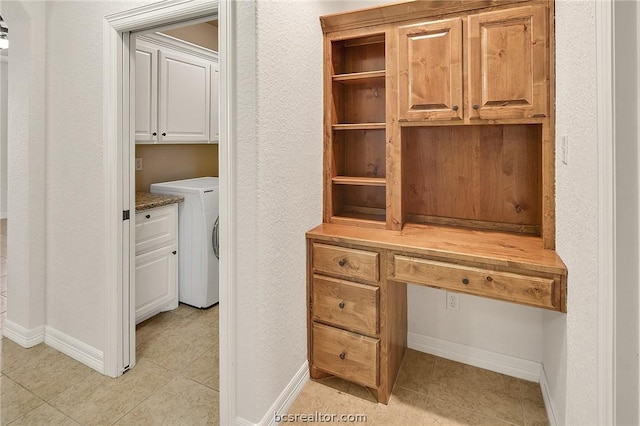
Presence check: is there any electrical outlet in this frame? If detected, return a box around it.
[561,135,569,165]
[135,157,143,171]
[446,291,459,311]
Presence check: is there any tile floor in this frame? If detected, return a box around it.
[1,218,220,425]
[1,218,548,425]
[1,219,6,333]
[287,349,549,426]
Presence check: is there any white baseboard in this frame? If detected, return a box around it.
[408,332,541,382]
[44,326,104,374]
[539,365,558,426]
[3,320,44,347]
[236,361,310,426]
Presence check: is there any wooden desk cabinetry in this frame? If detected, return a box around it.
[309,0,566,404]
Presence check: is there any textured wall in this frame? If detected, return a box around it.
[1,56,7,218]
[552,0,600,423]
[2,1,47,332]
[41,0,151,349]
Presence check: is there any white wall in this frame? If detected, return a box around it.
[0,54,7,219]
[614,0,639,424]
[2,0,47,337]
[551,0,600,423]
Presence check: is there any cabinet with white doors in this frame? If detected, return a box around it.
[135,203,178,323]
[135,33,219,144]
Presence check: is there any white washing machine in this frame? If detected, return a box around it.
[151,177,219,308]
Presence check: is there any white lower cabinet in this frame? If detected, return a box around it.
[135,204,179,323]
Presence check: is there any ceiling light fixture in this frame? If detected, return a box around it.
[0,15,8,50]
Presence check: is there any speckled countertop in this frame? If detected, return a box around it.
[135,192,184,212]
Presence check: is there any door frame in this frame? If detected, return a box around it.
[103,1,235,424]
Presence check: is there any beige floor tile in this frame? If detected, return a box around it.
[0,375,43,426]
[8,402,79,426]
[49,358,175,425]
[395,348,438,395]
[137,321,212,372]
[135,311,192,348]
[114,376,219,426]
[1,342,53,375]
[521,381,549,426]
[0,313,5,340]
[182,342,219,390]
[317,376,377,403]
[6,347,98,401]
[287,380,339,419]
[428,358,525,425]
[172,303,201,319]
[423,396,515,425]
[370,386,433,425]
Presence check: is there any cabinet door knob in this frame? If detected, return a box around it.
[145,214,150,219]
[462,278,470,285]
[172,251,177,255]
[338,259,346,267]
[452,105,459,111]
[152,132,157,136]
[339,352,346,360]
[162,132,167,137]
[338,301,345,309]
[472,104,480,110]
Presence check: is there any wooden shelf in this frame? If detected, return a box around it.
[330,214,386,229]
[332,176,386,186]
[333,123,386,131]
[333,70,386,84]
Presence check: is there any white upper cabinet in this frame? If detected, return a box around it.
[135,35,218,144]
[135,44,158,142]
[210,62,219,143]
[158,50,211,143]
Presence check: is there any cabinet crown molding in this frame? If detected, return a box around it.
[137,32,218,62]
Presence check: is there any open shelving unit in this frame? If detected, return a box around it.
[325,32,387,228]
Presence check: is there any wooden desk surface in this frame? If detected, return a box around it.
[307,223,567,277]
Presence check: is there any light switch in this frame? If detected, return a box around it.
[135,157,143,171]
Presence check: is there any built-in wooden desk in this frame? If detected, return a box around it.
[306,223,567,404]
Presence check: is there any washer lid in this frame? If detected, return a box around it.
[150,177,219,193]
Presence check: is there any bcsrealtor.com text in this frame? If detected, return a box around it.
[275,412,368,423]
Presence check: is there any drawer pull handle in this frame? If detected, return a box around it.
[338,259,346,267]
[486,276,493,282]
[145,214,151,219]
[339,352,346,360]
[462,278,470,285]
[338,301,345,309]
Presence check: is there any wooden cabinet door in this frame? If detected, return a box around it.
[398,18,463,121]
[468,5,547,119]
[158,50,211,143]
[135,43,158,143]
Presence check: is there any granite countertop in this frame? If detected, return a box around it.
[135,192,184,212]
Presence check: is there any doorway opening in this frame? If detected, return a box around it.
[103,1,235,423]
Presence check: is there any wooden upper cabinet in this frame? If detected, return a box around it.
[467,5,548,119]
[398,18,463,121]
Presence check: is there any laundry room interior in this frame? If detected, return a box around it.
[131,17,220,390]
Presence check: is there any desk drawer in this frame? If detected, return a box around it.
[313,243,379,282]
[393,255,556,310]
[312,323,379,388]
[312,275,378,335]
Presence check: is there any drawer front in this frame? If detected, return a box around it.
[312,323,378,388]
[393,255,556,309]
[312,275,378,335]
[135,205,177,255]
[312,243,379,282]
